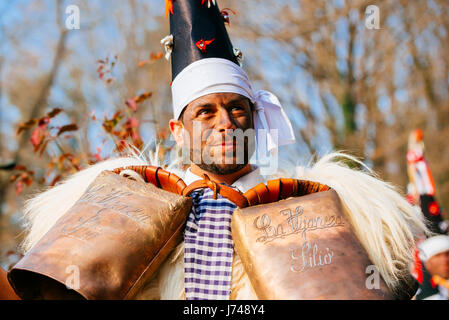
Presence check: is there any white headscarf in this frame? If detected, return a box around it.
[419,235,449,262]
[171,58,295,158]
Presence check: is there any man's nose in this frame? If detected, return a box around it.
[214,108,235,132]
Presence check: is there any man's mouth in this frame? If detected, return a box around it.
[208,137,237,147]
[210,142,237,152]
[211,141,236,147]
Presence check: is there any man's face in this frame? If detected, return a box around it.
[425,250,449,279]
[170,92,255,175]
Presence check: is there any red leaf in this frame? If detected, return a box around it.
[131,132,141,140]
[135,92,152,103]
[47,108,62,118]
[150,52,164,61]
[15,180,24,196]
[112,111,122,120]
[138,60,150,67]
[157,128,167,140]
[125,98,138,111]
[13,165,27,171]
[38,116,50,129]
[57,123,79,136]
[94,147,102,162]
[23,176,33,186]
[127,117,139,128]
[30,127,43,148]
[49,175,62,186]
[38,139,50,156]
[17,119,37,135]
[116,140,127,152]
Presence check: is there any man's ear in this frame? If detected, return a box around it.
[169,119,184,147]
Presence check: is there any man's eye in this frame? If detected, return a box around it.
[198,109,211,116]
[231,106,247,115]
[231,106,244,112]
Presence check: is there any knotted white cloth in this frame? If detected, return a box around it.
[171,58,295,157]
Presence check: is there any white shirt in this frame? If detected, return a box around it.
[183,166,265,193]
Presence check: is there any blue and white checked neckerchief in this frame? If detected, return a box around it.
[184,187,237,300]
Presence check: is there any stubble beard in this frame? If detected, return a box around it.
[189,138,255,175]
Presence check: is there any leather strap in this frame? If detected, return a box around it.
[182,174,249,208]
[242,179,330,207]
[112,166,330,208]
[113,166,186,195]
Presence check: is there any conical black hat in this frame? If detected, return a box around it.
[168,0,239,80]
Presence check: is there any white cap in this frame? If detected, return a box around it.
[418,235,449,262]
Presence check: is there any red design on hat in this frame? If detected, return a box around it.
[221,8,236,25]
[201,0,216,7]
[165,0,174,18]
[195,38,215,53]
[428,201,440,216]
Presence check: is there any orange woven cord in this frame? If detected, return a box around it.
[253,183,271,205]
[242,178,331,207]
[113,166,331,207]
[157,169,177,194]
[266,179,281,203]
[319,183,331,192]
[182,176,249,208]
[296,179,307,197]
[202,174,218,199]
[144,166,160,187]
[243,188,259,207]
[175,179,188,195]
[218,186,248,208]
[304,180,317,195]
[279,178,295,199]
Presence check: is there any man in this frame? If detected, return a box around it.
[7,0,427,300]
[417,235,449,300]
[158,1,296,299]
[406,129,448,299]
[406,129,448,234]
